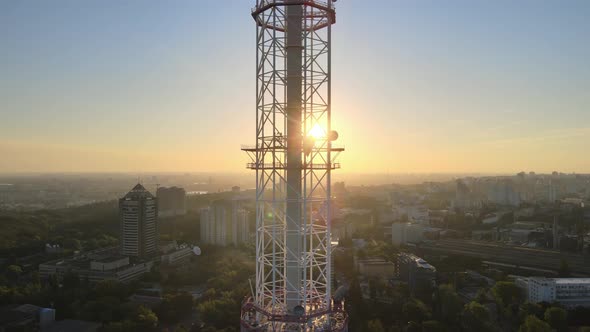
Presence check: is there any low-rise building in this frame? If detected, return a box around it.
[516,277,590,307]
[397,253,436,295]
[159,240,178,254]
[0,304,55,331]
[356,258,395,279]
[160,244,193,266]
[39,247,152,283]
[90,255,129,271]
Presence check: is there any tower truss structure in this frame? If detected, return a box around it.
[241,1,347,331]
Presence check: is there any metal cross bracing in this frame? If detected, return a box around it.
[241,1,347,331]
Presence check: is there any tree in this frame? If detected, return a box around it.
[31,271,41,285]
[135,305,158,331]
[568,306,590,326]
[519,302,543,321]
[406,321,421,332]
[367,319,385,332]
[403,299,430,323]
[475,288,488,303]
[461,301,494,332]
[80,296,121,322]
[347,276,366,330]
[422,320,446,332]
[101,320,138,332]
[62,271,80,289]
[196,293,238,329]
[436,284,462,324]
[95,280,127,299]
[519,315,551,332]
[158,293,194,324]
[63,238,81,250]
[6,265,23,284]
[544,306,567,332]
[492,281,523,306]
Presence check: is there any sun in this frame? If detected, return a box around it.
[308,123,326,139]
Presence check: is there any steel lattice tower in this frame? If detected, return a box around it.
[241,1,347,331]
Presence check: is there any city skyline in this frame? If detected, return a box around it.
[1,0,589,174]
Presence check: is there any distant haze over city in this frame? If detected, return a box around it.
[3,171,584,187]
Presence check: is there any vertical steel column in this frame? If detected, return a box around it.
[285,1,303,312]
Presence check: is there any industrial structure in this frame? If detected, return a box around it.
[241,0,347,330]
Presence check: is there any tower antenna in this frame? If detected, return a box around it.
[241,1,347,330]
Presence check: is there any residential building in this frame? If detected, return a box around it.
[453,179,482,210]
[392,205,429,224]
[392,222,425,246]
[119,184,158,258]
[488,180,521,206]
[157,186,186,217]
[200,199,250,246]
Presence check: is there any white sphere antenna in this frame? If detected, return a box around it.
[192,246,202,256]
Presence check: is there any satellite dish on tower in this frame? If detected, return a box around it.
[192,246,202,256]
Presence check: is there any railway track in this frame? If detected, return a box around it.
[419,239,590,275]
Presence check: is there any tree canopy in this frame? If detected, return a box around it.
[519,315,551,332]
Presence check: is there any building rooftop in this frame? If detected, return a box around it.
[358,258,394,266]
[13,304,41,315]
[400,253,436,271]
[0,304,37,327]
[555,278,590,284]
[92,254,128,264]
[522,277,590,285]
[123,183,155,200]
[416,259,435,270]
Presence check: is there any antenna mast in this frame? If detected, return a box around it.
[241,1,347,330]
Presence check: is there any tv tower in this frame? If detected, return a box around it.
[241,0,347,331]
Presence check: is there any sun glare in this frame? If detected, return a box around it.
[308,123,326,139]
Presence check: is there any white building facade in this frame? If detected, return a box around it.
[392,222,425,246]
[516,277,590,307]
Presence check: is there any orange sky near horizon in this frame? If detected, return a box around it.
[1,1,589,174]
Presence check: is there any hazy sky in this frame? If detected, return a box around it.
[1,1,589,174]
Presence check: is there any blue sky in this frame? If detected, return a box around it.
[1,0,589,173]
